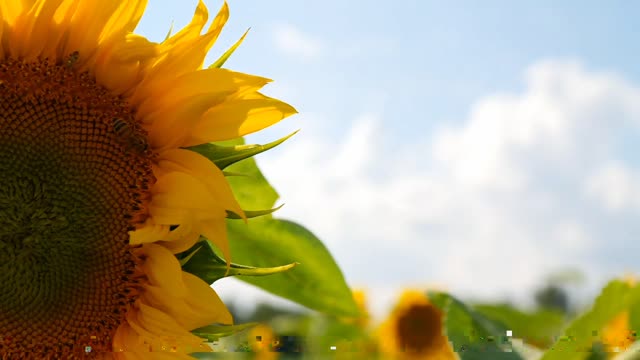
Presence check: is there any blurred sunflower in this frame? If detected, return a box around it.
[352,289,371,329]
[248,324,279,360]
[339,288,370,330]
[377,290,457,360]
[601,311,636,354]
[600,276,637,355]
[333,289,378,356]
[0,0,295,358]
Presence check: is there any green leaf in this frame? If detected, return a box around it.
[628,290,640,339]
[192,134,356,317]
[192,322,258,342]
[429,292,525,360]
[473,304,567,348]
[178,239,297,283]
[227,218,360,317]
[209,28,250,69]
[539,280,639,360]
[188,131,297,171]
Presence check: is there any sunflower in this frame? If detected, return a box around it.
[247,324,279,360]
[0,0,295,358]
[601,311,636,355]
[600,276,637,355]
[351,289,370,329]
[377,290,457,360]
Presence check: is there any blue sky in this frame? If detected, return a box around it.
[140,0,640,141]
[136,1,640,318]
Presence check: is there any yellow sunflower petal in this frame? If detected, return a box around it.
[94,34,158,95]
[11,0,63,60]
[137,244,187,298]
[0,1,25,26]
[129,219,171,245]
[40,0,80,60]
[63,1,122,56]
[100,0,147,41]
[136,68,270,122]
[0,8,5,59]
[187,94,298,144]
[150,172,219,212]
[159,0,209,48]
[113,322,149,353]
[146,92,224,150]
[132,0,228,101]
[158,0,228,72]
[182,271,233,325]
[164,222,194,242]
[158,229,201,254]
[157,149,243,216]
[142,271,232,330]
[128,302,210,352]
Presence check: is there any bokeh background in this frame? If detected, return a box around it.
[137,0,640,324]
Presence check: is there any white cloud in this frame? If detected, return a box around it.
[584,162,640,212]
[220,59,640,319]
[272,23,323,60]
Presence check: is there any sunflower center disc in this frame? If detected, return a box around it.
[0,57,154,356]
[396,303,443,353]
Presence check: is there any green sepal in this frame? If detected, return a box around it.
[178,245,202,267]
[226,204,284,220]
[209,28,250,69]
[192,322,258,342]
[164,20,174,41]
[177,238,297,284]
[187,131,298,170]
[222,171,249,177]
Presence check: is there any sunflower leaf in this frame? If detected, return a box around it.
[538,279,640,360]
[178,238,296,283]
[192,322,258,342]
[628,287,640,339]
[210,28,250,69]
[472,303,567,349]
[188,130,298,171]
[226,218,360,317]
[429,291,525,359]
[226,204,284,219]
[209,137,358,317]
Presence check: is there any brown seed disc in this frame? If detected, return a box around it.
[395,303,444,354]
[0,57,155,358]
